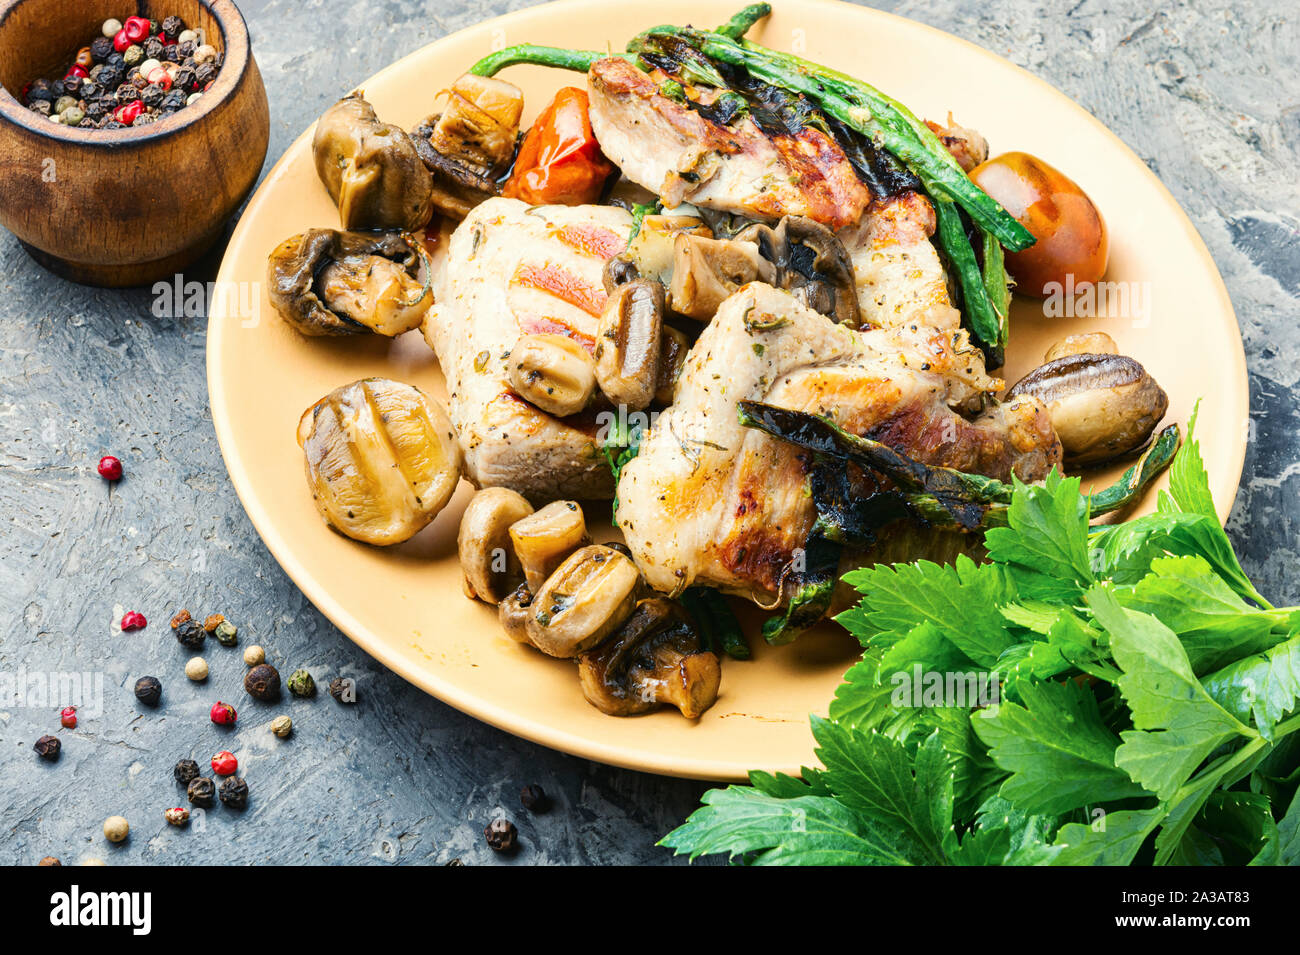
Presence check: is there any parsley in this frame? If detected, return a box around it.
[662,414,1300,865]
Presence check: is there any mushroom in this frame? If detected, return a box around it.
[576,598,721,718]
[266,229,433,337]
[1044,331,1118,362]
[601,253,641,296]
[655,326,691,405]
[297,378,463,545]
[506,333,597,417]
[594,280,664,410]
[525,544,641,658]
[508,500,590,591]
[1006,352,1169,467]
[627,213,712,286]
[498,582,535,644]
[667,232,777,320]
[733,216,861,326]
[458,487,535,602]
[312,92,434,231]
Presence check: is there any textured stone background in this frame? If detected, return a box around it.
[1,0,1296,865]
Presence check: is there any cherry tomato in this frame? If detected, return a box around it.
[503,87,613,206]
[969,151,1108,298]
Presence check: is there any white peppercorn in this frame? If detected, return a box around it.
[102,816,129,843]
[243,644,265,666]
[184,656,208,681]
[102,19,123,38]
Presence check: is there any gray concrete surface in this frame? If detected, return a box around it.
[1,0,1297,865]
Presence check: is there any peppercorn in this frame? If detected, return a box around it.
[172,65,196,93]
[61,75,82,97]
[215,620,238,646]
[244,664,281,701]
[60,706,77,729]
[164,807,189,826]
[106,51,125,69]
[133,111,157,127]
[33,735,61,761]
[243,644,265,666]
[329,677,356,704]
[210,700,237,726]
[122,16,150,45]
[163,44,181,64]
[26,78,53,103]
[218,776,249,810]
[75,47,94,71]
[140,85,163,109]
[63,106,85,126]
[170,608,191,629]
[85,101,107,121]
[444,857,465,866]
[195,62,219,87]
[115,84,140,105]
[175,618,205,649]
[123,45,143,68]
[520,784,549,812]
[177,39,196,60]
[28,100,52,116]
[484,819,518,852]
[102,18,123,39]
[271,715,293,738]
[102,816,129,844]
[161,16,184,40]
[211,750,238,776]
[287,669,316,698]
[91,36,114,63]
[80,81,99,100]
[173,758,200,785]
[202,613,224,632]
[38,857,61,866]
[184,656,208,681]
[178,29,199,46]
[186,776,215,808]
[160,89,186,112]
[97,65,123,90]
[134,676,162,706]
[143,38,164,61]
[78,118,96,129]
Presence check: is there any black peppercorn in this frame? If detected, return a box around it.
[104,120,125,130]
[131,72,149,91]
[90,36,113,63]
[143,37,164,61]
[134,675,162,706]
[159,90,186,113]
[27,78,53,103]
[97,66,123,90]
[115,85,140,105]
[80,81,99,100]
[175,618,205,649]
[61,75,82,97]
[484,819,518,852]
[106,51,125,70]
[329,677,356,704]
[174,66,196,93]
[173,758,200,786]
[164,44,180,63]
[33,735,61,761]
[186,776,215,808]
[218,775,249,810]
[444,858,465,866]
[85,100,106,120]
[195,62,219,87]
[177,40,196,60]
[243,663,281,702]
[161,15,184,39]
[141,85,164,109]
[28,100,52,116]
[520,784,549,812]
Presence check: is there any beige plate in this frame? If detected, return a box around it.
[208,0,1248,781]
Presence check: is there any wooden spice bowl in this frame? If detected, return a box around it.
[0,0,269,286]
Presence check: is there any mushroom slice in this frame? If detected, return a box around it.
[1007,353,1169,467]
[667,232,777,321]
[458,487,534,602]
[267,229,432,337]
[498,582,535,644]
[506,333,597,417]
[526,545,640,658]
[313,92,434,231]
[428,74,523,176]
[577,598,721,718]
[509,500,590,591]
[628,214,712,286]
[655,326,691,405]
[1044,332,1118,362]
[595,280,664,410]
[734,216,861,326]
[297,378,462,545]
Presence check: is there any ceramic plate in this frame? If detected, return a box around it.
[207,0,1248,780]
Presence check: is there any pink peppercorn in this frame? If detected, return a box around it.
[121,611,147,631]
[210,701,237,726]
[211,750,238,776]
[97,455,123,481]
[60,707,77,729]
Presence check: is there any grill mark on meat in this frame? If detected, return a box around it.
[554,223,627,260]
[515,312,598,352]
[511,261,608,316]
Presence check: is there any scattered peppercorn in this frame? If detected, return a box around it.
[218,775,249,810]
[164,806,189,826]
[185,656,208,681]
[170,609,191,629]
[173,758,200,785]
[33,735,61,761]
[60,706,78,729]
[214,620,238,646]
[244,663,281,701]
[270,715,293,739]
[38,856,61,866]
[103,816,129,843]
[210,700,237,726]
[520,784,549,813]
[203,613,224,632]
[97,455,123,481]
[175,619,205,650]
[329,676,356,704]
[484,819,518,852]
[243,644,265,666]
[186,776,215,808]
[211,750,238,776]
[444,858,465,866]
[287,669,316,698]
[133,676,162,706]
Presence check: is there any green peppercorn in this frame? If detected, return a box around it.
[133,676,162,706]
[175,619,204,649]
[214,620,238,646]
[164,807,189,826]
[186,776,215,808]
[173,758,200,785]
[287,669,316,698]
[218,776,249,810]
[54,95,76,115]
[244,663,281,702]
[63,106,85,126]
[123,45,143,68]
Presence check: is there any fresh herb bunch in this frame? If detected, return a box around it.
[662,411,1300,865]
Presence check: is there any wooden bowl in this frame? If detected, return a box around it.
[0,0,269,286]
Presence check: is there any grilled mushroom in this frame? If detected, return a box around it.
[458,487,534,602]
[297,379,463,545]
[595,280,664,410]
[509,500,590,591]
[734,216,860,326]
[313,92,434,231]
[525,544,641,658]
[1007,352,1169,467]
[507,333,597,417]
[667,232,777,320]
[1044,331,1118,362]
[655,326,691,405]
[267,229,432,337]
[576,598,721,718]
[627,213,712,286]
[498,582,535,644]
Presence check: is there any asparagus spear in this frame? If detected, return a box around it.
[468,44,613,77]
[934,199,1006,366]
[717,3,772,39]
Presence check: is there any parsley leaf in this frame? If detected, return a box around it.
[984,472,1094,602]
[1201,632,1300,739]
